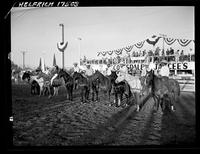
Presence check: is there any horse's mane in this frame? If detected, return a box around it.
[73,72,85,79]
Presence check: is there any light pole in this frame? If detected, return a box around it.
[60,24,64,68]
[21,51,27,69]
[57,24,68,69]
[77,37,82,65]
[159,34,167,55]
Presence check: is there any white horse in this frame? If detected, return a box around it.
[29,76,44,96]
[115,73,142,112]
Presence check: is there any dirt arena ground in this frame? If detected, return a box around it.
[12,83,196,147]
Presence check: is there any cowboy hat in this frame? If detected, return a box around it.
[160,59,168,64]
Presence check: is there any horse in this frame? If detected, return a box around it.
[72,72,92,103]
[22,71,42,96]
[57,69,74,101]
[93,70,117,102]
[36,72,55,97]
[144,70,178,112]
[115,72,142,111]
[112,81,132,108]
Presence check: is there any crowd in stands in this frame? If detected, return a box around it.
[81,47,194,66]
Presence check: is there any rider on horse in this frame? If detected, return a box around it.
[50,65,60,85]
[158,60,170,77]
[73,62,80,73]
[84,64,94,78]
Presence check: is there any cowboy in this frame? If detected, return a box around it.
[36,67,42,76]
[141,63,148,77]
[106,63,113,76]
[73,62,80,73]
[158,60,170,77]
[119,62,128,76]
[84,64,94,77]
[50,65,60,85]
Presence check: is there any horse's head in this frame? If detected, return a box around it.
[22,71,30,81]
[72,72,82,80]
[57,69,65,78]
[93,70,104,81]
[145,69,154,87]
[110,71,118,80]
[115,73,125,83]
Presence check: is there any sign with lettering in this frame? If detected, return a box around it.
[112,62,195,71]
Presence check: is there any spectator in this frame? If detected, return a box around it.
[84,64,94,77]
[158,60,170,77]
[73,62,80,73]
[105,63,113,76]
[181,50,184,55]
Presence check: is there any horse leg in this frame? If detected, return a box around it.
[134,92,140,112]
[53,87,56,96]
[97,88,99,101]
[114,92,119,107]
[39,87,42,97]
[70,86,73,101]
[108,90,111,102]
[48,86,52,98]
[153,94,159,111]
[91,88,94,101]
[84,87,88,102]
[170,92,175,112]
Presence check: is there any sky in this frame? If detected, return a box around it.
[11,6,194,68]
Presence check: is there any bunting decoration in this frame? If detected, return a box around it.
[101,51,107,56]
[123,45,134,53]
[97,52,101,56]
[96,35,194,57]
[114,49,123,55]
[177,39,192,47]
[146,35,161,46]
[164,37,177,45]
[135,40,145,49]
[107,50,114,55]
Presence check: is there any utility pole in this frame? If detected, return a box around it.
[77,37,82,65]
[57,24,68,69]
[21,51,27,69]
[60,24,64,69]
[159,34,167,55]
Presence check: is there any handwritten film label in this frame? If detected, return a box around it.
[18,1,79,7]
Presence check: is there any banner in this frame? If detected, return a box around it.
[114,48,123,55]
[134,40,145,49]
[177,39,192,47]
[146,35,161,46]
[123,45,134,53]
[107,50,113,55]
[112,62,194,71]
[101,51,107,56]
[164,37,177,45]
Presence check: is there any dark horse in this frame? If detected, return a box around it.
[72,72,99,103]
[57,69,74,101]
[145,70,180,112]
[22,71,40,95]
[93,70,118,102]
[112,81,132,108]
